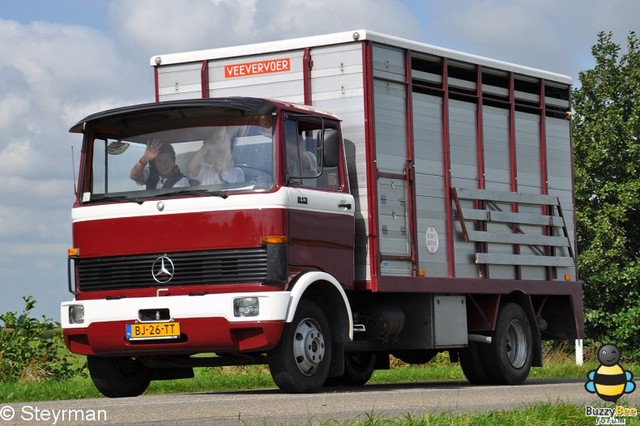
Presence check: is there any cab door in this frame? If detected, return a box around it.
[283,117,355,288]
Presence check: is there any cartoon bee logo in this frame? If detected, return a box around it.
[585,343,636,403]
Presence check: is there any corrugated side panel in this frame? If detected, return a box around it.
[413,93,448,277]
[449,99,479,278]
[377,177,410,268]
[515,111,545,280]
[308,43,368,281]
[157,62,205,101]
[546,116,576,280]
[372,44,405,82]
[374,79,408,173]
[372,45,412,277]
[482,105,514,279]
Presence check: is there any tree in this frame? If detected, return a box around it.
[573,31,640,358]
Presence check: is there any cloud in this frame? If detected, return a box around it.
[0,21,120,99]
[109,0,420,55]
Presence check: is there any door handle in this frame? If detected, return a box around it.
[338,201,352,209]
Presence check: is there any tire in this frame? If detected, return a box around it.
[267,301,332,393]
[482,303,533,385]
[87,356,151,398]
[325,352,376,386]
[459,341,493,385]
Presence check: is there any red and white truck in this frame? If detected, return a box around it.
[61,30,584,397]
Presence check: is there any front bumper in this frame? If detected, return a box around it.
[61,291,290,356]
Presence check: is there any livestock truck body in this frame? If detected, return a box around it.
[61,30,584,397]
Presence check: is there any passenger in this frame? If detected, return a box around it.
[130,139,190,189]
[285,121,317,177]
[188,129,245,185]
[287,141,317,177]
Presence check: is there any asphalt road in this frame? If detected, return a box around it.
[2,379,638,425]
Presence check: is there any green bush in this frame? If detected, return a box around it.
[0,296,82,382]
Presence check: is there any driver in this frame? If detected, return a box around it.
[130,140,190,189]
[188,128,245,185]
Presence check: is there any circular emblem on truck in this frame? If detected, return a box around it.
[151,256,175,283]
[425,226,439,254]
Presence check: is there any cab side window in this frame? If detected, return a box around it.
[284,119,340,190]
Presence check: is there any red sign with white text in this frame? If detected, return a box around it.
[224,58,291,78]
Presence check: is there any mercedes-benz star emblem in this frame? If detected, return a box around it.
[151,256,175,284]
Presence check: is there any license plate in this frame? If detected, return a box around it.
[126,322,181,340]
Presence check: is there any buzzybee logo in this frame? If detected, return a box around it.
[585,344,636,403]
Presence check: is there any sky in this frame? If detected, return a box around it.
[0,0,638,320]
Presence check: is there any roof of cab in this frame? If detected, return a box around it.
[69,97,339,133]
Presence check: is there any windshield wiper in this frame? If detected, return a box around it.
[82,195,144,205]
[159,188,229,198]
[168,184,257,198]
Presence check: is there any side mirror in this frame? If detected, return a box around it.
[322,129,340,168]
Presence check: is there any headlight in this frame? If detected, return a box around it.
[233,297,259,317]
[68,305,85,324]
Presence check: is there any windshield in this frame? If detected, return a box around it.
[83,122,274,203]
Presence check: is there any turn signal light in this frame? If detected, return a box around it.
[68,247,80,258]
[261,235,287,244]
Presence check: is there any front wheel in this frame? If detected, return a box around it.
[482,303,533,385]
[87,356,151,398]
[267,301,332,393]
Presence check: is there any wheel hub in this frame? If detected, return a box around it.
[292,318,325,376]
[505,319,527,368]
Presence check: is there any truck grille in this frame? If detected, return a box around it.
[77,248,268,292]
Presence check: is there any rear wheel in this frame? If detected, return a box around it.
[459,341,493,385]
[325,352,376,386]
[267,301,332,393]
[482,303,533,385]
[87,356,151,398]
